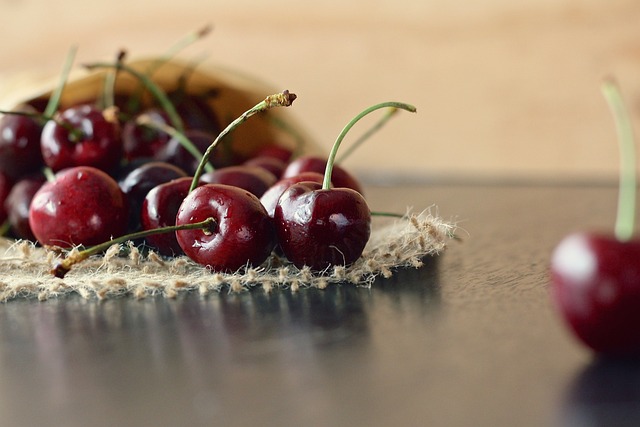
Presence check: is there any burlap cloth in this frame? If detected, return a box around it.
[0,210,454,302]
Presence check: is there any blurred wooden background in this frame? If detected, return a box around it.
[2,0,640,184]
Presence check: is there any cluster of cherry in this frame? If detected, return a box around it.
[0,56,413,280]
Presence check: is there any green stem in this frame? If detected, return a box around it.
[51,217,217,278]
[101,50,126,110]
[189,90,298,193]
[371,211,405,218]
[336,107,399,164]
[84,62,185,133]
[136,115,214,173]
[323,102,417,190]
[0,220,10,237]
[602,78,636,241]
[43,45,78,118]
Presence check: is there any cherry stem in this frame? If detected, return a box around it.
[336,107,399,164]
[101,50,126,110]
[371,211,405,218]
[51,217,217,279]
[84,62,185,133]
[189,90,298,193]
[42,167,55,183]
[602,78,636,242]
[0,220,10,237]
[323,102,417,190]
[43,45,78,119]
[136,115,214,173]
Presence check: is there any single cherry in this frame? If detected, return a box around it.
[274,101,416,270]
[0,106,45,179]
[175,184,276,272]
[40,104,122,173]
[550,79,640,358]
[140,176,193,256]
[4,174,45,241]
[199,165,277,198]
[29,166,129,248]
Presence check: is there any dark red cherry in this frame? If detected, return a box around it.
[140,177,193,256]
[199,165,277,198]
[118,161,188,231]
[122,109,171,161]
[259,171,325,218]
[175,184,276,272]
[40,104,122,173]
[282,155,363,195]
[155,129,235,175]
[29,166,129,248]
[550,232,640,357]
[169,90,221,135]
[274,181,371,270]
[254,144,293,163]
[0,171,13,225]
[4,175,45,241]
[0,106,45,179]
[243,156,287,179]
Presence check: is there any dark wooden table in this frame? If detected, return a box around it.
[1,183,638,427]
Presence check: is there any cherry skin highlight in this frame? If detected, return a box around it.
[274,181,371,271]
[29,166,129,248]
[40,104,122,173]
[175,184,276,272]
[550,232,640,357]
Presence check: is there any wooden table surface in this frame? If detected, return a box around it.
[0,182,637,427]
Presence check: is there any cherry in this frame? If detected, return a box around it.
[175,184,276,272]
[40,104,122,173]
[4,174,45,241]
[282,155,364,195]
[0,106,45,179]
[29,166,129,248]
[243,155,287,179]
[199,165,277,198]
[118,161,188,231]
[259,171,325,218]
[275,181,370,270]
[122,109,172,161]
[274,101,416,270]
[254,144,293,163]
[550,79,640,358]
[140,176,193,256]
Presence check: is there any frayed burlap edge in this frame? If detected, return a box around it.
[0,209,455,302]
